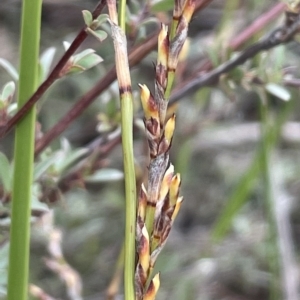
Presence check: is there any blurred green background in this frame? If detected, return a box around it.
[1,0,300,299]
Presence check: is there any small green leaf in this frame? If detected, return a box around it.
[31,184,49,213]
[76,53,103,71]
[84,168,124,183]
[33,153,59,181]
[82,10,93,27]
[39,47,56,82]
[96,14,109,25]
[0,59,18,81]
[0,152,12,192]
[1,81,15,103]
[56,147,90,174]
[87,28,108,42]
[90,19,101,30]
[265,83,291,101]
[67,65,86,75]
[73,49,96,64]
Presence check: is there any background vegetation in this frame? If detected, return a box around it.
[0,0,300,299]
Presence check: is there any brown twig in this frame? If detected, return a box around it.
[0,0,106,138]
[170,3,290,103]
[229,2,285,50]
[34,34,158,156]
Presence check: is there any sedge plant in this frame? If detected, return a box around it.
[106,0,137,299]
[106,0,195,299]
[135,1,195,299]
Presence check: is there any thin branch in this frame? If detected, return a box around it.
[229,2,285,50]
[0,0,106,138]
[170,5,300,105]
[34,34,158,156]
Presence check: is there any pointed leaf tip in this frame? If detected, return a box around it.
[82,10,93,27]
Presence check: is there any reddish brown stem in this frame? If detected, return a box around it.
[34,34,158,156]
[170,2,286,103]
[0,0,106,138]
[229,2,286,50]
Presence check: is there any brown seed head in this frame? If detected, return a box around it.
[169,173,181,206]
[157,24,169,67]
[144,273,160,300]
[164,114,176,145]
[159,164,174,201]
[139,224,150,273]
[171,196,183,221]
[138,184,148,221]
[139,84,159,121]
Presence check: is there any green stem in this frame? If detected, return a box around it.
[117,1,137,299]
[259,91,281,300]
[8,0,42,299]
[164,71,175,100]
[121,90,136,300]
[118,0,126,32]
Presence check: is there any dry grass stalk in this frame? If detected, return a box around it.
[29,284,57,300]
[135,1,195,299]
[41,212,83,300]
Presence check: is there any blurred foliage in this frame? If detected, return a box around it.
[1,0,300,299]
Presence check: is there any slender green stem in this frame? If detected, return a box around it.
[164,71,175,100]
[121,90,136,300]
[7,0,42,299]
[118,0,126,33]
[169,19,178,41]
[115,0,137,299]
[259,91,281,300]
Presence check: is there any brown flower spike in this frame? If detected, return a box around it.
[135,1,195,299]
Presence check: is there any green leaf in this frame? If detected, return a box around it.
[31,183,49,213]
[73,49,96,64]
[265,83,291,102]
[96,14,109,25]
[56,147,90,175]
[75,53,103,71]
[87,28,108,42]
[33,153,59,181]
[82,10,93,27]
[151,0,174,12]
[70,49,103,74]
[84,168,124,183]
[0,58,18,81]
[67,65,86,75]
[0,152,12,193]
[39,47,56,82]
[1,81,15,103]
